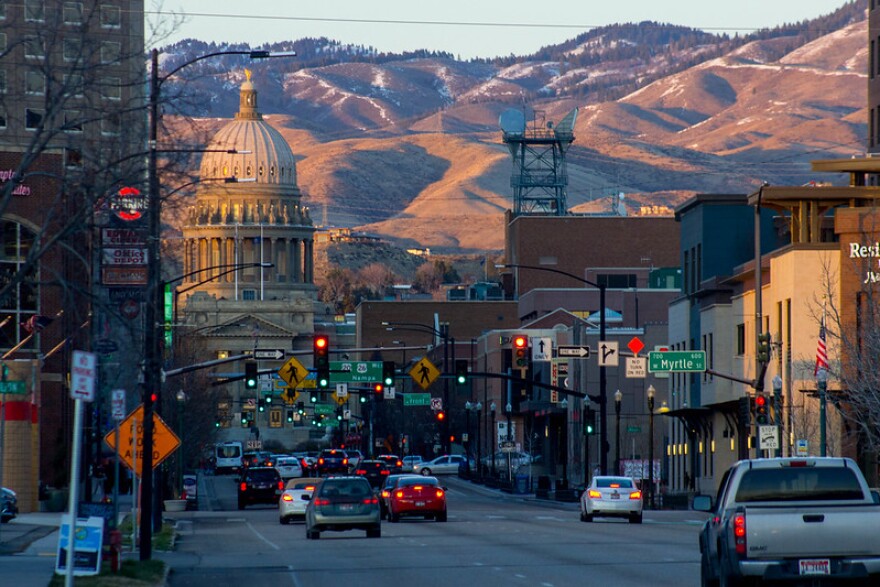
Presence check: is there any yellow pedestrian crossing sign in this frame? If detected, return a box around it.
[409,357,440,391]
[278,356,307,388]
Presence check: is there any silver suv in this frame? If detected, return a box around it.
[305,476,381,539]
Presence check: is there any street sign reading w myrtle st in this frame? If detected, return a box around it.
[648,350,707,372]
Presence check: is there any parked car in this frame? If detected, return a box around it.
[1,487,17,523]
[379,474,418,519]
[315,449,350,476]
[275,456,304,480]
[415,455,466,476]
[278,477,322,524]
[238,467,284,510]
[354,460,390,488]
[579,476,642,524]
[304,476,381,539]
[387,475,447,522]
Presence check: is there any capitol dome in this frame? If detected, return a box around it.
[198,72,298,188]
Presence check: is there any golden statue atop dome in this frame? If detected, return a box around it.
[245,68,252,82]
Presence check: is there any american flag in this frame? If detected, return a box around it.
[21,314,53,334]
[814,316,829,376]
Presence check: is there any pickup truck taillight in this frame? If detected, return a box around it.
[734,513,747,555]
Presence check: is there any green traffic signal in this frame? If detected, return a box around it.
[382,361,395,386]
[454,359,468,385]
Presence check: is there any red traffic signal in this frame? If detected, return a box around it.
[512,334,529,367]
[373,382,384,394]
[512,335,528,349]
[755,394,769,424]
[436,411,446,422]
[314,334,330,388]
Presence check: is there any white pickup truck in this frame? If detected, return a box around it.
[695,457,880,586]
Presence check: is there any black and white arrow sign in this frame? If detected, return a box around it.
[558,345,590,358]
[253,349,285,360]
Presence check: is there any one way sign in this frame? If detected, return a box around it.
[532,337,552,362]
[254,349,285,360]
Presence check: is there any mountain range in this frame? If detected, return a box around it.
[163,1,866,253]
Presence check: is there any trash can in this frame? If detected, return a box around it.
[515,474,529,494]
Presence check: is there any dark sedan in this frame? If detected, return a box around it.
[354,460,390,488]
[238,467,283,509]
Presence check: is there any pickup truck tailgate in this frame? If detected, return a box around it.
[745,505,880,558]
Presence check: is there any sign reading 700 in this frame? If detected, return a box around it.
[330,361,382,383]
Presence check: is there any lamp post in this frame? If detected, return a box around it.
[142,47,294,561]
[175,390,186,499]
[496,263,609,475]
[490,401,497,477]
[465,401,473,475]
[384,321,454,454]
[817,368,827,457]
[614,389,622,476]
[646,385,655,510]
[560,396,569,487]
[476,402,482,481]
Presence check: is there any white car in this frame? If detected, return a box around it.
[275,456,304,480]
[580,476,643,524]
[345,450,364,470]
[415,455,466,476]
[279,477,322,524]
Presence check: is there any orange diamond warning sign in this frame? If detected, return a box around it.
[103,404,180,476]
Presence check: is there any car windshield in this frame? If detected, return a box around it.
[248,469,279,482]
[289,480,319,490]
[735,467,865,502]
[400,477,439,487]
[594,477,635,489]
[320,480,371,498]
[277,458,297,466]
[217,445,240,458]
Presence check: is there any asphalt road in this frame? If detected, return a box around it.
[159,473,706,587]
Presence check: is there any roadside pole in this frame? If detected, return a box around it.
[131,417,138,553]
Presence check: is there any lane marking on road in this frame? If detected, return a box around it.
[225,517,247,523]
[535,516,567,522]
[287,565,303,587]
[246,521,280,551]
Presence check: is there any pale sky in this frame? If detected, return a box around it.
[148,0,854,60]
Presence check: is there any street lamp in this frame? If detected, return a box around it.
[175,390,186,500]
[490,401,497,477]
[646,385,655,510]
[141,47,294,561]
[496,262,609,475]
[817,368,827,457]
[614,389,622,476]
[384,321,455,454]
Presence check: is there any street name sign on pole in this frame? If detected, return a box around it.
[648,350,707,373]
[558,345,590,358]
[254,349,285,360]
[0,380,26,394]
[403,393,431,406]
[331,360,383,383]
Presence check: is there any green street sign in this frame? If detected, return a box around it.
[403,393,431,407]
[627,426,642,433]
[313,403,336,415]
[648,350,706,373]
[0,380,26,394]
[330,361,383,383]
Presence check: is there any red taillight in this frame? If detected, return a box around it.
[356,469,367,475]
[318,458,325,465]
[734,513,747,556]
[304,486,315,491]
[629,491,642,500]
[282,494,293,502]
[381,470,390,475]
[301,459,309,468]
[362,497,378,505]
[279,480,285,491]
[343,458,349,465]
[396,460,402,467]
[436,490,444,498]
[588,490,601,499]
[240,482,247,492]
[610,483,620,488]
[381,490,390,498]
[395,490,403,498]
[414,485,423,491]
[313,498,331,506]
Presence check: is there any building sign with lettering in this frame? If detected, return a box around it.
[102,248,148,265]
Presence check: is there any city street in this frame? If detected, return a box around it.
[159,473,707,587]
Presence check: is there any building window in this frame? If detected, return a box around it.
[25,37,45,59]
[100,77,121,100]
[0,107,6,129]
[873,40,877,80]
[0,70,6,94]
[25,108,43,130]
[64,110,82,132]
[735,323,745,356]
[25,71,45,95]
[0,221,39,349]
[0,32,6,53]
[0,1,6,19]
[24,0,44,22]
[683,250,690,295]
[101,113,120,135]
[63,2,82,24]
[100,4,121,28]
[63,38,81,61]
[63,74,84,97]
[101,41,120,64]
[242,289,256,301]
[65,148,83,168]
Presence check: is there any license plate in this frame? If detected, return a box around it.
[415,501,425,507]
[799,559,830,576]
[610,494,620,500]
[339,504,355,513]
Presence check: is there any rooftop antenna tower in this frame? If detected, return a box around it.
[500,107,577,216]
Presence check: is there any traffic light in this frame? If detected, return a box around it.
[297,401,305,415]
[739,396,751,426]
[286,409,293,423]
[214,420,221,428]
[310,392,318,403]
[755,394,769,425]
[584,406,595,435]
[373,382,384,401]
[382,361,395,387]
[512,334,529,368]
[757,332,772,364]
[436,410,446,422]
[454,359,468,385]
[359,394,367,404]
[265,394,272,405]
[314,334,330,388]
[258,399,265,412]
[245,360,258,389]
